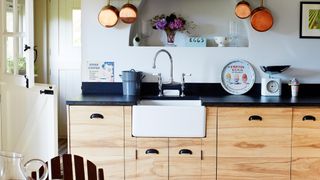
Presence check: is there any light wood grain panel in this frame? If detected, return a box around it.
[136,138,168,180]
[69,106,124,179]
[217,107,291,179]
[124,106,137,180]
[292,108,320,156]
[217,157,291,180]
[218,107,292,158]
[169,138,202,180]
[201,107,217,179]
[292,108,320,179]
[291,157,320,179]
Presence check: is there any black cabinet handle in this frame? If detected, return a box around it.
[249,115,263,121]
[179,149,193,155]
[145,149,159,154]
[303,115,316,121]
[90,113,104,119]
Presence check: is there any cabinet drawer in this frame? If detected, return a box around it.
[292,108,320,156]
[69,106,124,148]
[169,138,202,179]
[69,106,123,122]
[218,107,292,158]
[217,107,291,179]
[69,106,124,179]
[292,108,320,179]
[136,138,168,180]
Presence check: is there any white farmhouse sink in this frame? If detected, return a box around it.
[132,100,206,138]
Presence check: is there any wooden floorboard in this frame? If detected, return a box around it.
[59,138,67,155]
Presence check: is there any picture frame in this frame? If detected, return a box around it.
[300,2,320,38]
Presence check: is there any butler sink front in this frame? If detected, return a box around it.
[132,100,206,138]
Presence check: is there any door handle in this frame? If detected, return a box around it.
[303,115,316,121]
[24,44,31,52]
[145,149,159,154]
[249,115,263,121]
[24,75,29,88]
[40,89,54,95]
[90,113,104,120]
[179,149,193,155]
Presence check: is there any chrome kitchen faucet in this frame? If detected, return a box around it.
[153,49,174,84]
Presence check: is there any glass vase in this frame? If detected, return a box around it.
[165,31,176,46]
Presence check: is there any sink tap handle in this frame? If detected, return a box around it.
[181,73,191,97]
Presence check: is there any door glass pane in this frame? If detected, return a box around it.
[5,0,14,32]
[17,0,26,33]
[6,37,14,74]
[18,37,27,76]
[5,37,26,75]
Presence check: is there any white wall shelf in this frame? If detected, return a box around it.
[129,0,249,48]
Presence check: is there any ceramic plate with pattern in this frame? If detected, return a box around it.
[221,60,256,95]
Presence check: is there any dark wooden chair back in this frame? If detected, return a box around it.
[31,154,104,180]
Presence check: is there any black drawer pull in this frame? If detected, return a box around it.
[145,149,159,154]
[249,115,263,121]
[179,149,193,155]
[303,115,316,121]
[90,113,104,119]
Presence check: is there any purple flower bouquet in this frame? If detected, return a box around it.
[150,13,191,45]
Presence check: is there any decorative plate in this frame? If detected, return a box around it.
[221,60,256,95]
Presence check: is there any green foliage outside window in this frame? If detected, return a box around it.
[6,57,26,75]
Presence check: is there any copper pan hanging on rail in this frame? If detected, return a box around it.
[235,0,251,19]
[250,0,273,32]
[119,0,138,24]
[98,0,119,28]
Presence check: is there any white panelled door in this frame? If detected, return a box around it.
[0,0,57,161]
[48,0,82,138]
[1,0,34,87]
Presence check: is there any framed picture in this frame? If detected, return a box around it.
[300,2,320,38]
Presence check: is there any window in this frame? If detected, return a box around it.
[3,0,27,76]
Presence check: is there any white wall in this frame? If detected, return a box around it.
[82,0,320,84]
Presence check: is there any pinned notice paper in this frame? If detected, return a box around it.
[87,61,114,82]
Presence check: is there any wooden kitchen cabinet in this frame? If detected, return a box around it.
[131,107,217,180]
[217,107,292,179]
[292,108,320,179]
[68,106,125,179]
[135,138,205,180]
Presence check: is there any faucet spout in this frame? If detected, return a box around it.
[153,49,174,84]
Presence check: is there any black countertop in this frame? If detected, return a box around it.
[66,83,320,106]
[66,95,138,106]
[201,95,320,107]
[66,94,320,107]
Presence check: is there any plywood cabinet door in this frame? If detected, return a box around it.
[217,107,292,180]
[68,106,124,179]
[136,138,169,180]
[201,107,217,180]
[169,138,202,180]
[292,108,320,179]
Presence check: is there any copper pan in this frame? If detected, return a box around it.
[119,0,138,24]
[250,0,273,32]
[235,0,251,19]
[98,0,119,28]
